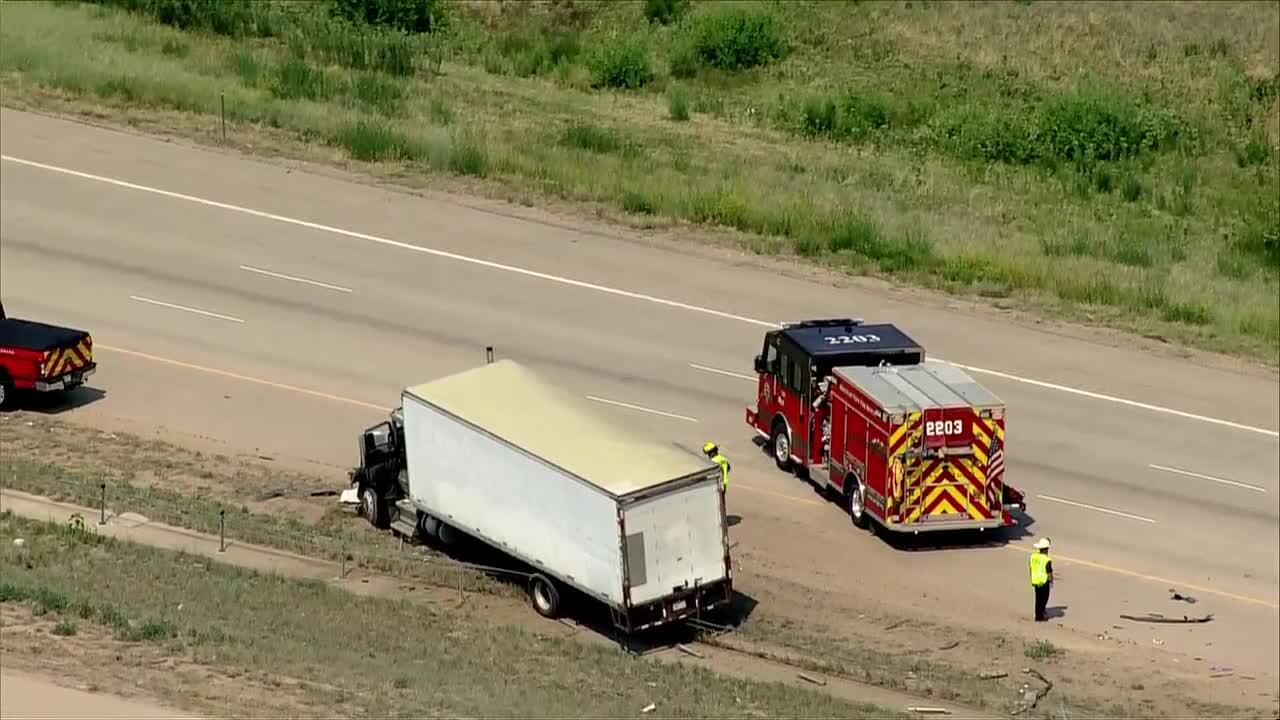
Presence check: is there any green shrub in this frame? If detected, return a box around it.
[586,35,653,90]
[1039,92,1183,165]
[332,122,421,161]
[287,15,417,76]
[351,73,405,115]
[562,123,627,154]
[87,0,287,38]
[330,0,445,35]
[493,29,581,78]
[272,57,338,101]
[668,85,691,121]
[621,190,656,214]
[644,0,690,25]
[449,128,490,177]
[798,92,892,141]
[680,5,788,72]
[52,620,78,637]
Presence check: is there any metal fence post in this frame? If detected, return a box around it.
[98,482,107,525]
[218,509,226,552]
[340,541,347,579]
[486,346,494,364]
[220,92,226,143]
[457,566,464,601]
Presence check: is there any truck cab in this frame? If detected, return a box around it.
[746,318,925,473]
[348,407,407,528]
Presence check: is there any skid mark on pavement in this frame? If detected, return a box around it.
[5,154,1276,438]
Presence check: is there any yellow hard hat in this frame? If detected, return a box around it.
[703,441,718,454]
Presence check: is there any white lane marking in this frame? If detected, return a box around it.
[1037,494,1156,524]
[928,358,1278,439]
[6,154,1276,439]
[1148,463,1268,493]
[584,395,699,423]
[689,363,755,381]
[239,265,353,293]
[128,295,244,323]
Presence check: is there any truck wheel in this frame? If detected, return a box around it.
[847,479,868,529]
[418,513,441,541]
[528,574,561,619]
[0,375,12,411]
[770,422,793,472]
[360,485,388,529]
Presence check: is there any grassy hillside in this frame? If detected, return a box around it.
[1,0,1277,361]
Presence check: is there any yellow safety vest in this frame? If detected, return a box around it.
[712,454,730,488]
[1029,552,1050,587]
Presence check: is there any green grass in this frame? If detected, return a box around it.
[0,511,897,718]
[1,0,1277,361]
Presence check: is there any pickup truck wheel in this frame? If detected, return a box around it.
[0,376,11,411]
[360,485,388,529]
[770,423,793,472]
[847,480,868,529]
[529,574,561,619]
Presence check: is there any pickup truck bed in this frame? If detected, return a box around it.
[0,318,89,352]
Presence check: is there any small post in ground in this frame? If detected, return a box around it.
[218,508,226,552]
[98,482,107,525]
[457,566,464,601]
[220,92,226,142]
[340,541,347,579]
[486,346,494,364]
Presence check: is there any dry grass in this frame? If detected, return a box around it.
[1,0,1277,361]
[0,512,894,718]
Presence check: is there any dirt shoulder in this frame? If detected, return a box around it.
[0,662,197,720]
[2,414,1275,718]
[0,490,962,719]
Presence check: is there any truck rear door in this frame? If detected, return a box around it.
[914,406,988,522]
[621,477,726,606]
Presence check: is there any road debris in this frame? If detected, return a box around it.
[798,672,827,686]
[675,644,704,659]
[908,707,951,715]
[980,671,1009,680]
[1169,589,1198,604]
[885,619,906,631]
[641,703,656,713]
[938,640,960,651]
[1011,668,1053,715]
[1210,671,1234,679]
[1120,613,1213,624]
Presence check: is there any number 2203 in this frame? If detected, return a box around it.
[925,419,965,436]
[823,334,881,345]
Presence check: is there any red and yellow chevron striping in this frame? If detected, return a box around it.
[40,337,93,379]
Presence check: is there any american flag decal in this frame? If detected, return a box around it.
[986,433,1005,509]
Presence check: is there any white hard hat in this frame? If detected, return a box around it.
[1033,538,1051,550]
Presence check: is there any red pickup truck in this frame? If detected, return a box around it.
[0,302,97,410]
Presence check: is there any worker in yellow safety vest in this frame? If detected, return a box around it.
[703,442,731,490]
[1029,537,1054,622]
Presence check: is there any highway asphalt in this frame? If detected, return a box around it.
[2,108,1277,682]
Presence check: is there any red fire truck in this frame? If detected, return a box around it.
[745,318,1026,533]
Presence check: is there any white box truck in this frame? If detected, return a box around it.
[341,359,734,633]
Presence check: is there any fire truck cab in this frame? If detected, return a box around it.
[746,318,1025,534]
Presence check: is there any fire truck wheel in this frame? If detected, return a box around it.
[846,480,868,529]
[770,422,793,472]
[529,574,561,618]
[360,485,388,529]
